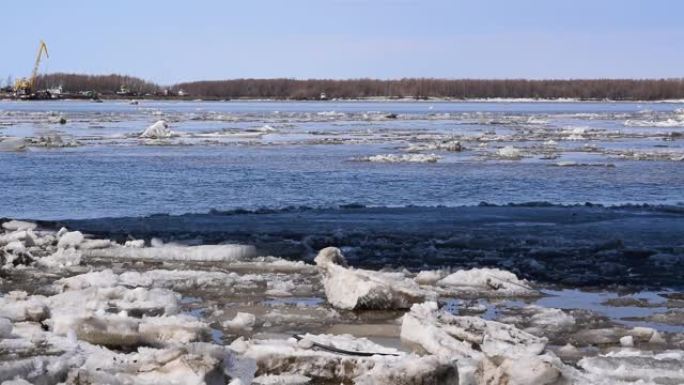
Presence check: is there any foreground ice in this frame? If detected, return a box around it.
[231,333,458,384]
[84,244,257,262]
[401,302,559,385]
[315,247,435,310]
[578,350,684,384]
[437,267,539,297]
[314,248,538,310]
[1,220,683,385]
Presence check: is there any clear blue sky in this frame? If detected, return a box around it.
[2,0,682,84]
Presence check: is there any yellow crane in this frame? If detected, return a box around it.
[14,40,49,95]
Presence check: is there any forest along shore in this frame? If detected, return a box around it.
[19,74,684,100]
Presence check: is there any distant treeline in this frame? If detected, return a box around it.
[34,73,684,100]
[36,73,159,95]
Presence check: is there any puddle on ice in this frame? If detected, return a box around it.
[442,289,682,334]
[537,289,682,333]
[263,297,326,307]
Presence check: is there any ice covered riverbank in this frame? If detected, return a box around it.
[1,219,682,384]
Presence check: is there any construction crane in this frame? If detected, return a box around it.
[14,40,49,95]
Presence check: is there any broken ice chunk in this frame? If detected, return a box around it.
[57,231,84,249]
[315,247,434,310]
[140,120,175,139]
[1,220,37,232]
[437,267,538,297]
[578,350,684,384]
[223,312,257,333]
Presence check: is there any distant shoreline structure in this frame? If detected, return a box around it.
[4,73,684,101]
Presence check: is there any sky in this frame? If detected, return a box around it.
[1,0,682,84]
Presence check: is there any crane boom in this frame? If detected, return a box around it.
[30,40,49,90]
[14,40,49,95]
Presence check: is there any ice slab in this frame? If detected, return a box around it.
[315,247,434,310]
[140,120,175,139]
[83,244,257,262]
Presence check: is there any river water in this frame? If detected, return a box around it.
[1,100,683,219]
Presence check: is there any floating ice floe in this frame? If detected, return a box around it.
[228,257,316,274]
[523,306,576,333]
[2,220,37,232]
[253,374,311,384]
[578,349,684,384]
[223,312,257,333]
[25,132,79,148]
[231,333,455,384]
[354,355,458,385]
[56,268,246,291]
[83,244,257,262]
[608,149,684,161]
[57,231,84,249]
[38,247,82,268]
[496,146,524,159]
[0,283,211,352]
[497,305,576,337]
[0,291,49,322]
[140,120,176,139]
[363,153,441,163]
[251,124,277,133]
[55,266,315,299]
[553,161,615,167]
[0,338,253,385]
[0,137,27,152]
[315,247,435,310]
[401,302,568,385]
[562,126,590,141]
[625,118,684,127]
[405,140,463,153]
[436,267,539,297]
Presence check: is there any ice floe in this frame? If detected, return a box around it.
[140,120,176,139]
[437,267,539,297]
[230,333,453,384]
[83,244,257,262]
[496,145,524,159]
[578,349,684,384]
[401,302,567,385]
[1,221,37,232]
[363,153,441,163]
[315,247,434,310]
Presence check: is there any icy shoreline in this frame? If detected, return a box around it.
[1,219,682,384]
